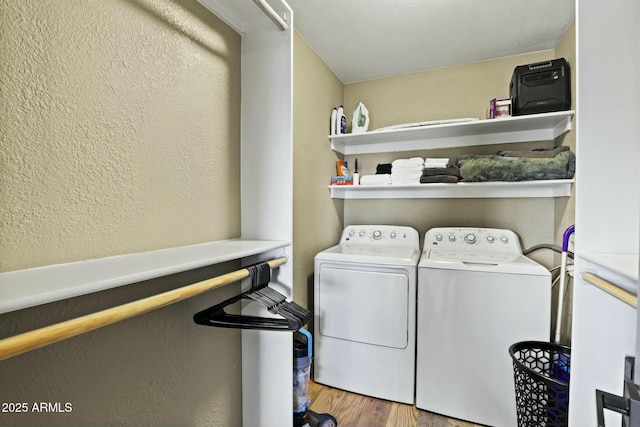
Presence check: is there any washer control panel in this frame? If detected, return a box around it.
[424,227,522,254]
[341,225,420,248]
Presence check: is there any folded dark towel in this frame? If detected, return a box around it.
[497,146,569,158]
[422,167,461,178]
[376,163,392,174]
[455,150,575,182]
[420,175,459,184]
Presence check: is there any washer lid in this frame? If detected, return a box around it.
[316,244,421,266]
[418,249,550,276]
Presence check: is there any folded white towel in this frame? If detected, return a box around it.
[424,162,449,169]
[360,174,392,185]
[392,157,424,168]
[391,171,422,185]
[424,157,449,168]
[391,170,422,180]
[392,164,424,173]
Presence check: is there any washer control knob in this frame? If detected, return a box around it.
[390,232,396,239]
[348,231,355,237]
[448,235,456,242]
[373,230,382,240]
[486,235,495,243]
[465,233,477,244]
[500,235,509,244]
[359,231,365,237]
[436,234,443,241]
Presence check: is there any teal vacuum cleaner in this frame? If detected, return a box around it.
[294,329,337,427]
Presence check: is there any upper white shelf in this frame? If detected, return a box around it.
[0,239,289,314]
[330,110,575,155]
[329,179,574,199]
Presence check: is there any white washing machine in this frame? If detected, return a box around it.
[416,227,551,427]
[314,225,420,404]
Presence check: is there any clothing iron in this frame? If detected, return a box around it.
[351,102,370,134]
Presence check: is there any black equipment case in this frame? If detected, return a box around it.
[510,58,571,116]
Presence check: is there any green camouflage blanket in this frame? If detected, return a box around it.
[455,150,575,182]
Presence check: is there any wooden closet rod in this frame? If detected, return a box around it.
[0,256,288,362]
[581,271,637,308]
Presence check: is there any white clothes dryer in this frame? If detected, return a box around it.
[416,227,551,427]
[314,225,420,404]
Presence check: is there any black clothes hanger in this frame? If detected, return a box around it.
[193,261,311,331]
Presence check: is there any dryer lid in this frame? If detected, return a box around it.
[316,244,421,266]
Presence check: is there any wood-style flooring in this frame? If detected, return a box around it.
[308,380,483,427]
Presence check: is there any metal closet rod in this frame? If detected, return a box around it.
[253,0,288,31]
[581,271,637,308]
[0,256,288,362]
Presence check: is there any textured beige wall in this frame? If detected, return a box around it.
[0,0,243,425]
[344,51,554,131]
[0,0,241,272]
[342,51,571,266]
[292,32,345,309]
[554,20,577,243]
[553,20,576,344]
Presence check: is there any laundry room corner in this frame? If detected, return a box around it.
[339,51,571,272]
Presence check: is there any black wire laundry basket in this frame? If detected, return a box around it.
[509,341,571,427]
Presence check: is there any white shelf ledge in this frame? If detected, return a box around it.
[580,252,639,282]
[329,179,574,199]
[0,239,290,314]
[330,111,575,155]
[578,252,638,297]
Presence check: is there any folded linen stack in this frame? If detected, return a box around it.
[455,147,575,182]
[391,157,424,185]
[376,163,392,175]
[423,158,449,168]
[420,158,460,184]
[360,174,392,185]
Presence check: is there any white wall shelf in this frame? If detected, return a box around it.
[329,179,574,199]
[0,239,289,315]
[330,110,575,155]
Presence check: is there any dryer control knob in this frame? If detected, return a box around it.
[359,231,366,237]
[373,230,382,240]
[448,235,456,242]
[500,235,509,243]
[349,231,355,237]
[436,234,443,241]
[465,233,476,244]
[486,235,495,243]
[390,232,396,239]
